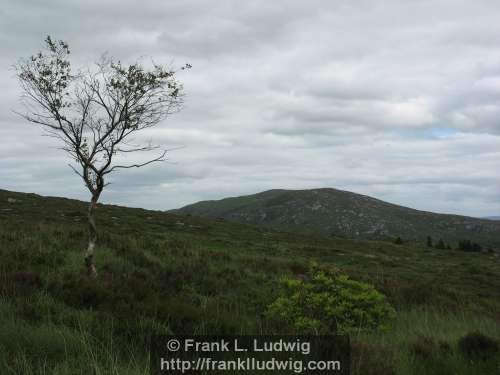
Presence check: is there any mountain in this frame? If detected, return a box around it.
[175,188,500,248]
[484,216,500,221]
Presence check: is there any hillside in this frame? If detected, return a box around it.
[484,216,500,221]
[1,188,499,374]
[175,188,500,248]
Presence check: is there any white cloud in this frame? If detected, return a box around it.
[1,0,499,217]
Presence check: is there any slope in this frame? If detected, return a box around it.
[175,188,500,248]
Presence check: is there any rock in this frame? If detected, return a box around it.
[310,202,322,211]
[7,198,19,203]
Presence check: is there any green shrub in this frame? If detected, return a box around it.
[0,271,43,297]
[458,331,499,359]
[409,335,436,359]
[266,263,395,334]
[54,275,111,309]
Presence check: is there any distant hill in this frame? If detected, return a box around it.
[174,188,500,248]
[484,216,500,221]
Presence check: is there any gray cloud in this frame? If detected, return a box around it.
[1,0,499,217]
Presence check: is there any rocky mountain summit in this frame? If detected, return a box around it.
[175,188,500,248]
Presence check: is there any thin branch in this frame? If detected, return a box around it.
[68,164,84,179]
[104,150,168,174]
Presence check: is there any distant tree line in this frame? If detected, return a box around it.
[456,239,482,252]
[426,236,483,252]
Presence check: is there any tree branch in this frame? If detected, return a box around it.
[104,150,168,174]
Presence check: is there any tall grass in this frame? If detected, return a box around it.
[351,308,500,375]
[0,298,150,374]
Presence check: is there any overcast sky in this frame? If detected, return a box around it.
[1,0,499,217]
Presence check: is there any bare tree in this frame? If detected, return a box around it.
[15,36,190,278]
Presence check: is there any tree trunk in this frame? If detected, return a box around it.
[85,195,99,278]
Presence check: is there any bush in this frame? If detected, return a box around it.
[0,271,43,297]
[55,275,111,309]
[409,335,452,359]
[266,263,395,334]
[409,336,435,359]
[458,331,499,359]
[394,237,403,245]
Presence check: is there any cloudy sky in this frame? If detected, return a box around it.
[1,0,500,217]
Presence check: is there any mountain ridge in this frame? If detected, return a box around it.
[174,187,500,248]
[484,216,500,221]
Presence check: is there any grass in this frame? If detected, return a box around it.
[352,309,500,374]
[0,188,499,374]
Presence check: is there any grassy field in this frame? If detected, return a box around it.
[0,189,499,374]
